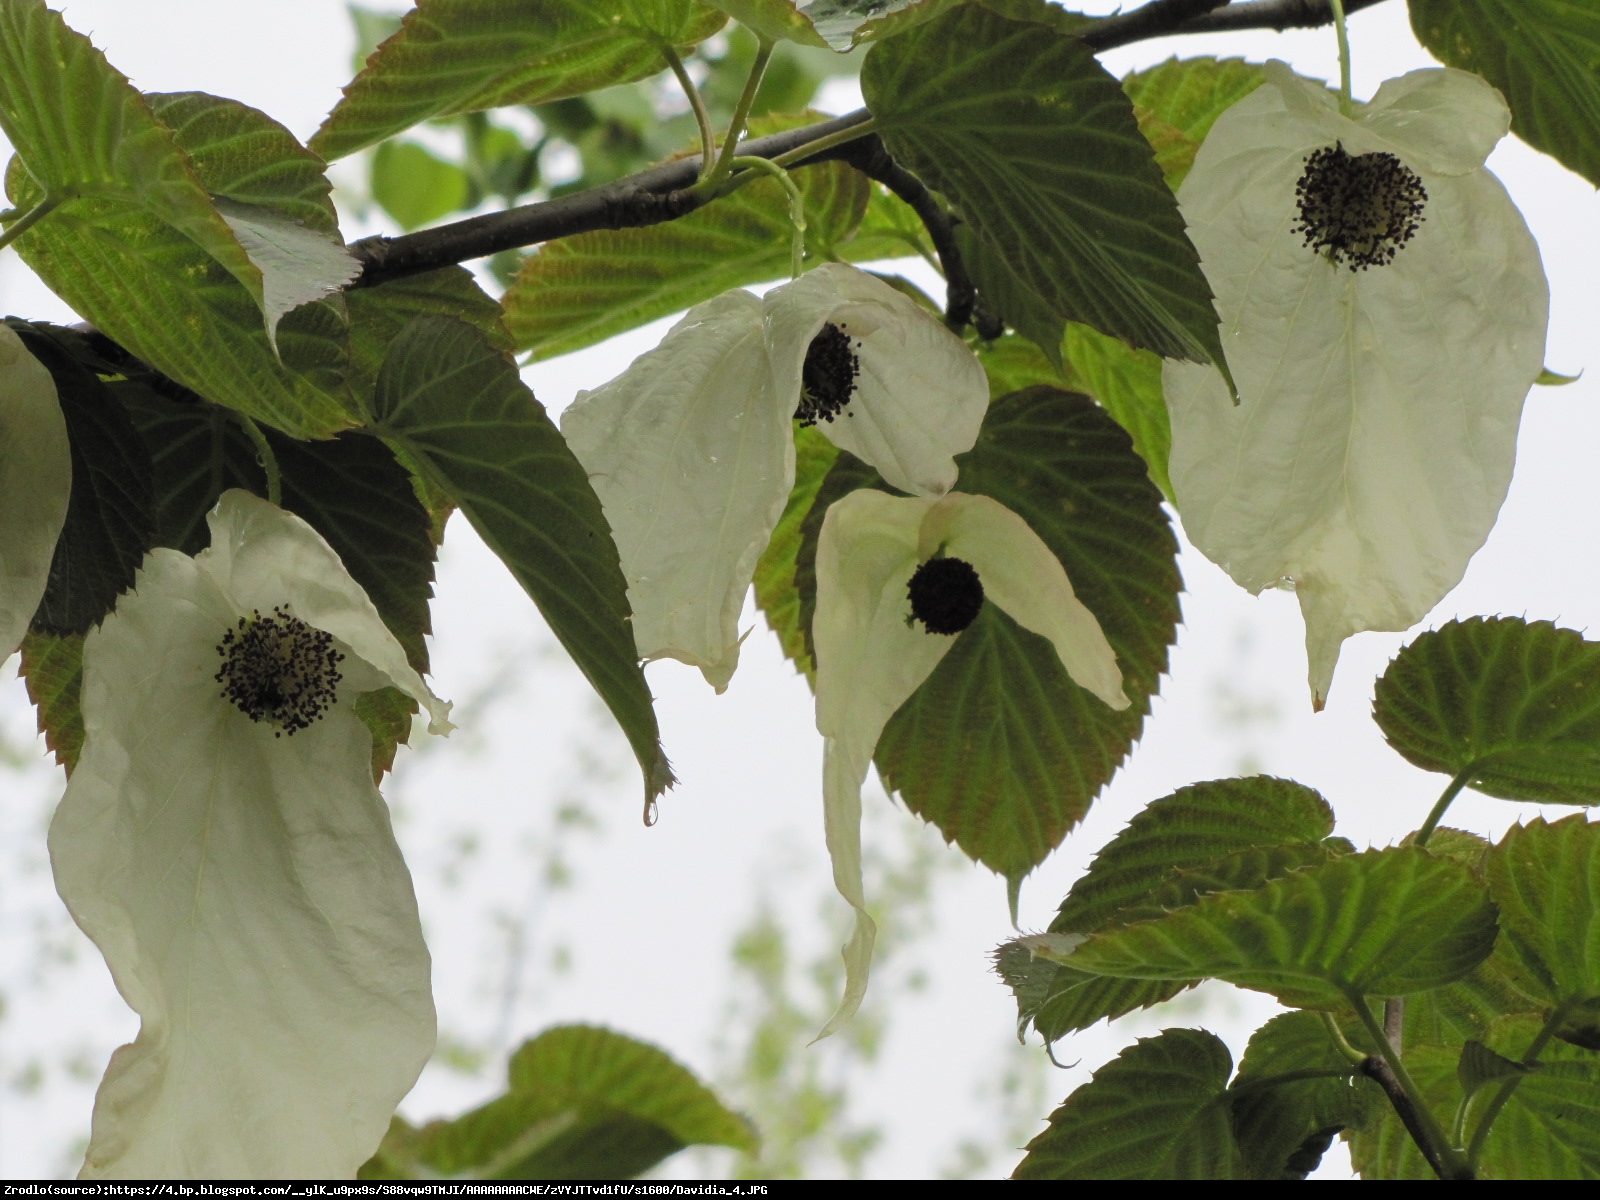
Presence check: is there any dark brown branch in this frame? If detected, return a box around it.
[350,0,1393,289]
[1086,0,1390,49]
[1359,1056,1472,1180]
[350,112,872,289]
[815,134,975,332]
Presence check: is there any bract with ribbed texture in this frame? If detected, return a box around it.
[812,488,1125,1035]
[1163,64,1548,707]
[49,491,448,1178]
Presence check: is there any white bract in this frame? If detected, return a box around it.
[811,489,1127,1035]
[0,323,70,654]
[562,262,988,691]
[1163,63,1548,707]
[50,490,452,1179]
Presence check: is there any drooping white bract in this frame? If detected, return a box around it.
[49,490,452,1179]
[1162,63,1548,708]
[562,263,987,691]
[811,489,1127,1036]
[0,322,70,654]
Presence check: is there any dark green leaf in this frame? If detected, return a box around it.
[5,324,154,636]
[957,226,1066,371]
[1485,815,1600,1016]
[370,315,670,802]
[371,140,473,230]
[1229,1011,1380,1179]
[0,34,354,438]
[361,1024,753,1180]
[354,686,418,784]
[311,0,729,161]
[1374,617,1600,806]
[1013,1028,1242,1180]
[504,115,868,359]
[752,426,837,680]
[873,387,1180,878]
[345,264,513,401]
[1410,0,1600,187]
[863,4,1226,366]
[1054,847,1498,1009]
[19,630,83,773]
[1122,57,1267,190]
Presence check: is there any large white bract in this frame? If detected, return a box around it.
[811,489,1127,1035]
[562,262,988,692]
[1163,64,1549,707]
[0,323,70,655]
[50,490,451,1178]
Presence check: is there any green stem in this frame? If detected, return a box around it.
[1415,768,1474,848]
[1328,0,1354,114]
[1322,1011,1367,1065]
[1349,992,1471,1179]
[1466,1001,1571,1169]
[1230,1066,1359,1096]
[0,194,63,254]
[705,36,774,189]
[236,414,282,507]
[662,45,717,178]
[770,117,879,170]
[726,155,806,277]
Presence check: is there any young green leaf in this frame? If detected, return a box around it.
[1457,1039,1531,1095]
[370,315,671,803]
[504,115,869,360]
[751,425,837,680]
[1013,1029,1243,1180]
[361,1025,753,1180]
[1055,847,1498,1010]
[871,386,1180,879]
[18,631,84,773]
[1374,617,1600,806]
[862,4,1226,367]
[1063,323,1171,502]
[1410,0,1600,187]
[3,63,355,437]
[1229,1011,1380,1180]
[1122,56,1267,191]
[1485,816,1600,1027]
[11,327,155,637]
[311,0,729,161]
[370,140,473,231]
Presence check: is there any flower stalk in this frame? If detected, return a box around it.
[726,155,806,276]
[662,45,717,177]
[706,36,775,188]
[1329,0,1354,114]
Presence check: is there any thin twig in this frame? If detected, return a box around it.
[1083,0,1390,49]
[1358,1056,1470,1180]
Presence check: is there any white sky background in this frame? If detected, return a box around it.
[0,0,1594,1180]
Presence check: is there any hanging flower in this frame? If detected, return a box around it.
[561,262,988,691]
[1162,63,1548,708]
[0,322,70,654]
[811,489,1128,1035]
[49,489,452,1178]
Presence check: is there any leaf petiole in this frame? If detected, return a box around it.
[723,156,807,278]
[1465,1000,1572,1169]
[662,44,717,178]
[704,35,775,189]
[1414,767,1474,848]
[0,194,63,254]
[770,117,879,170]
[1348,991,1473,1179]
[235,413,283,507]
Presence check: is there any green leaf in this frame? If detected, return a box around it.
[504,114,869,358]
[1006,779,1342,1040]
[1229,1011,1381,1180]
[709,0,960,51]
[1402,952,1547,1049]
[1055,847,1498,1010]
[371,140,473,230]
[1013,1028,1243,1180]
[957,226,1067,371]
[752,425,837,680]
[4,62,355,437]
[1485,815,1600,1021]
[361,1025,753,1180]
[1409,0,1600,187]
[862,4,1226,367]
[1351,1016,1600,1179]
[345,265,513,401]
[1063,323,1171,502]
[1374,617,1600,806]
[837,182,936,263]
[311,0,729,161]
[1122,57,1266,190]
[370,315,671,802]
[873,386,1180,878]
[1458,1039,1530,1094]
[6,324,154,636]
[973,333,1065,399]
[1537,367,1582,386]
[354,686,419,784]
[18,630,84,773]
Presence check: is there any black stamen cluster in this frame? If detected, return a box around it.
[215,605,345,737]
[907,556,985,636]
[1292,142,1427,270]
[795,322,861,426]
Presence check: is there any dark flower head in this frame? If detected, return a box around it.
[1293,142,1427,270]
[795,321,861,426]
[216,605,345,736]
[907,556,985,635]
